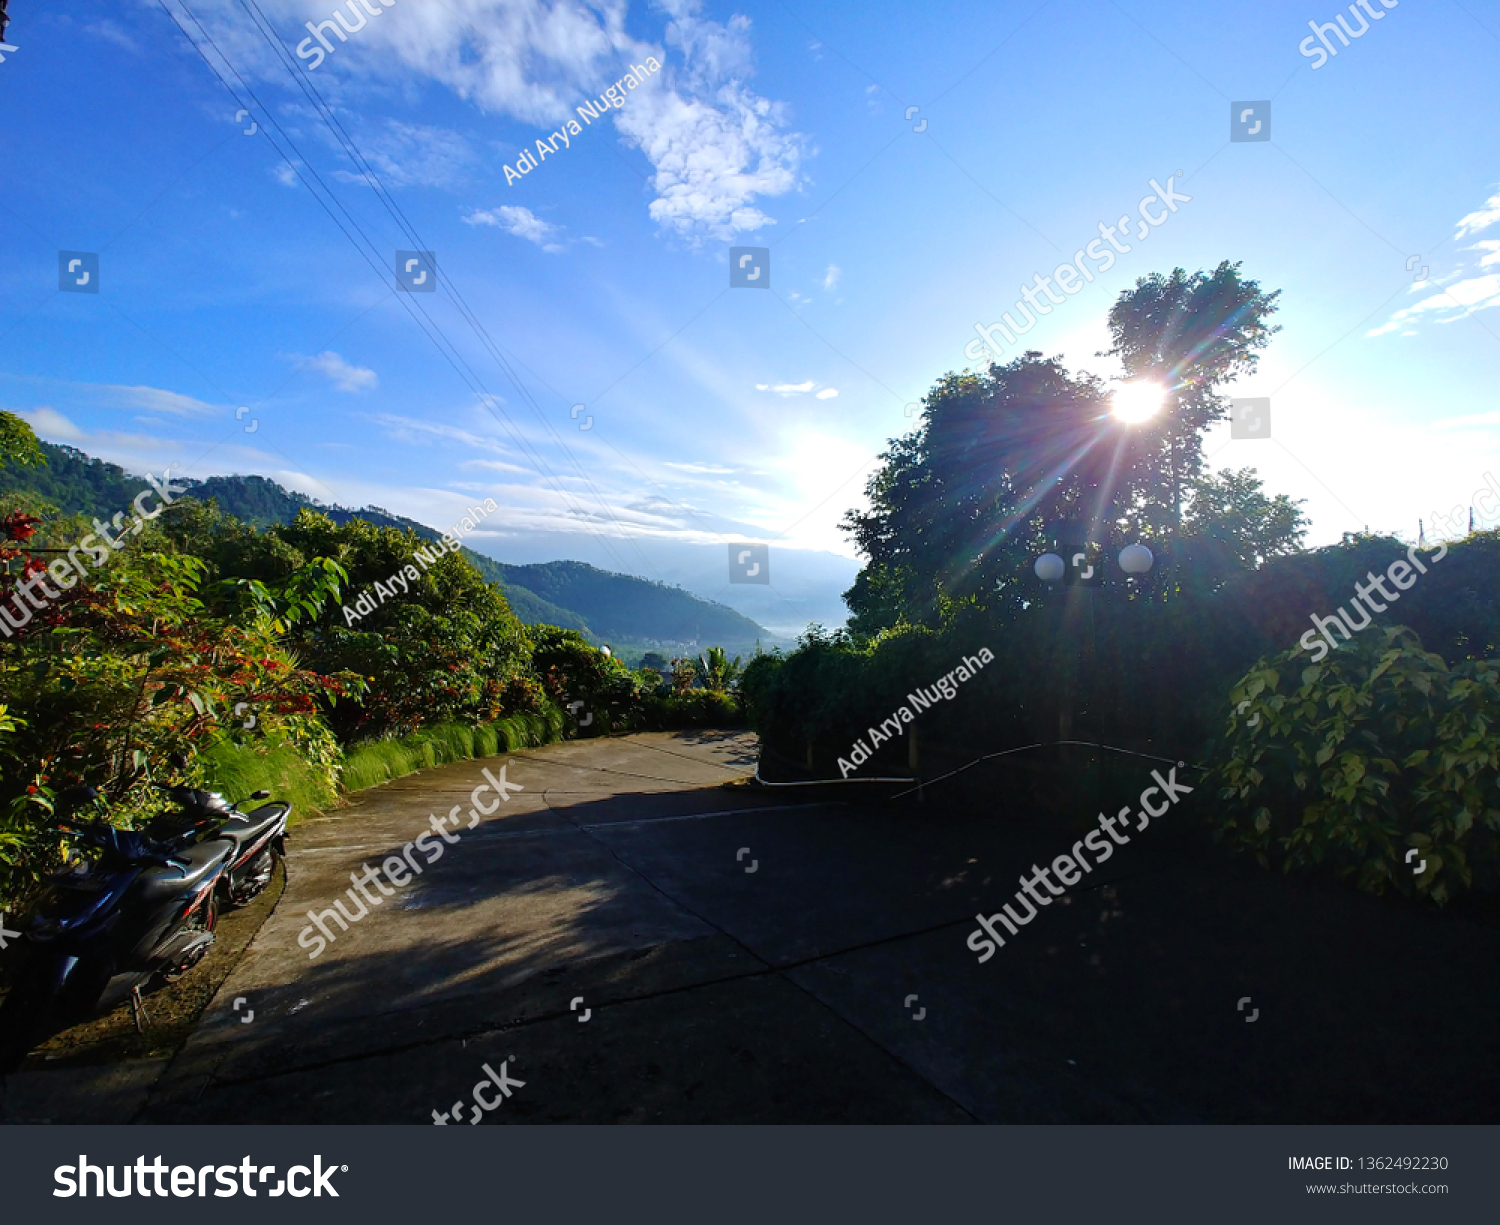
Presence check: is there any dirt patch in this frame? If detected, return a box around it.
[7,861,285,1072]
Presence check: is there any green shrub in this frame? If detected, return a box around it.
[474,723,500,758]
[620,690,742,730]
[1209,625,1500,904]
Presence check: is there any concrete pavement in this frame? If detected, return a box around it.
[33,727,1496,1124]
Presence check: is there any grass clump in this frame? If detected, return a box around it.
[340,705,566,795]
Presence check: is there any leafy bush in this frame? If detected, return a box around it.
[696,646,743,693]
[157,505,532,741]
[0,547,359,905]
[1209,626,1500,904]
[638,691,742,730]
[529,625,639,733]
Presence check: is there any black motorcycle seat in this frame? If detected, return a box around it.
[137,837,233,904]
[219,802,290,845]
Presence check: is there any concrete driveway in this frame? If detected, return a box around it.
[86,729,1500,1123]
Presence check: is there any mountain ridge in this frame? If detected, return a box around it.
[0,442,769,649]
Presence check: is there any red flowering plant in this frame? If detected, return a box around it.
[0,508,47,631]
[0,547,363,905]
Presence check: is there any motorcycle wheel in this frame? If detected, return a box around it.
[225,849,275,908]
[159,891,217,984]
[0,951,76,1074]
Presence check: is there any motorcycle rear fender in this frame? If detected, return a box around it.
[26,867,140,946]
[121,875,218,971]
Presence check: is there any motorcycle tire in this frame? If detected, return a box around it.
[0,950,77,1074]
[225,849,276,908]
[159,891,217,984]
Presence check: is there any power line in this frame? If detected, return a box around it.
[233,0,666,583]
[231,0,763,589]
[160,0,638,576]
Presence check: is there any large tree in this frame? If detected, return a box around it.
[842,354,1119,629]
[842,263,1292,633]
[1101,260,1282,541]
[0,411,44,472]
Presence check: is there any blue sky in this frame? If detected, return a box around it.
[2,0,1497,635]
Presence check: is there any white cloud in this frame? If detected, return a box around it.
[459,458,534,475]
[664,460,736,474]
[99,385,219,417]
[6,416,279,486]
[273,160,300,188]
[186,0,807,246]
[325,120,475,190]
[18,407,85,442]
[1432,410,1500,429]
[1368,273,1500,336]
[754,380,839,398]
[304,351,378,393]
[611,2,807,243]
[1370,186,1500,336]
[1456,188,1500,239]
[1470,239,1500,269]
[374,412,510,455]
[1437,274,1500,308]
[616,76,805,243]
[81,20,142,54]
[821,264,841,290]
[464,204,565,251]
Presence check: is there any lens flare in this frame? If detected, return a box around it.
[1111,381,1166,423]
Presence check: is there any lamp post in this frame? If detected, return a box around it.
[1034,535,1154,746]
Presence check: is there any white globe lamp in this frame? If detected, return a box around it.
[1034,553,1065,583]
[1118,544,1154,575]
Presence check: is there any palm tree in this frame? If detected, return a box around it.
[696,646,742,694]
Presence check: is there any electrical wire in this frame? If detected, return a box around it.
[160,0,639,577]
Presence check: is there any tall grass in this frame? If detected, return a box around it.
[199,738,340,825]
[339,707,566,795]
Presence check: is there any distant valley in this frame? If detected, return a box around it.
[0,442,779,659]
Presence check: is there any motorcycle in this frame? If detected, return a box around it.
[0,771,292,1072]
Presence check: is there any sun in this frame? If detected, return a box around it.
[1111,381,1167,424]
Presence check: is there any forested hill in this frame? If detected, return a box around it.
[0,441,766,646]
[483,560,765,646]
